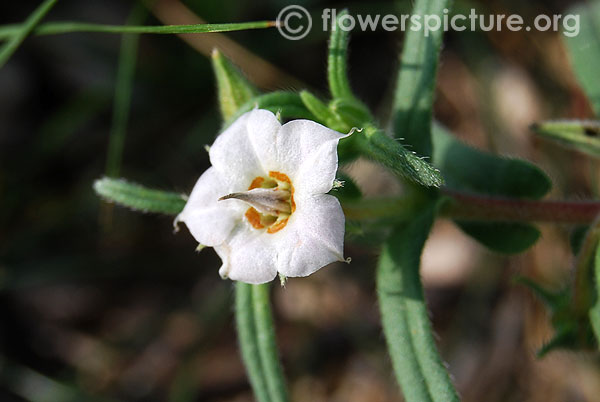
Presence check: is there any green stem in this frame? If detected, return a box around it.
[252,284,289,402]
[377,204,459,402]
[235,283,270,402]
[0,20,275,40]
[0,0,58,68]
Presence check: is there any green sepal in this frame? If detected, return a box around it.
[224,91,314,128]
[329,172,362,201]
[212,49,259,121]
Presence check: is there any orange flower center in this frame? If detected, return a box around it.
[244,171,295,234]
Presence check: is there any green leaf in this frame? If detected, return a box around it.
[391,0,451,157]
[236,283,289,402]
[106,4,145,178]
[94,177,185,215]
[212,49,259,121]
[433,123,551,198]
[0,20,276,40]
[564,2,600,116]
[531,120,600,158]
[433,123,551,253]
[327,9,354,100]
[0,0,58,68]
[457,222,540,254]
[377,203,459,402]
[358,124,444,188]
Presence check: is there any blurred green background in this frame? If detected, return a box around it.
[1,0,599,401]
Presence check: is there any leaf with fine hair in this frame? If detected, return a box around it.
[236,283,289,402]
[94,177,186,215]
[564,1,600,116]
[358,124,444,188]
[377,202,459,402]
[432,123,551,254]
[391,0,451,157]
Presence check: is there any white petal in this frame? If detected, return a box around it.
[248,117,346,195]
[209,109,280,189]
[177,167,242,247]
[215,224,278,284]
[273,194,345,278]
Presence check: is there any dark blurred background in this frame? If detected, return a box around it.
[1,0,599,401]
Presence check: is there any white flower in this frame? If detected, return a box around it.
[176,109,348,284]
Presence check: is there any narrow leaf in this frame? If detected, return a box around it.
[392,0,451,157]
[0,21,276,40]
[252,284,289,402]
[377,203,459,402]
[212,49,259,121]
[106,5,145,178]
[235,283,270,402]
[564,2,600,116]
[0,0,58,68]
[327,9,354,100]
[94,177,186,215]
[531,120,600,158]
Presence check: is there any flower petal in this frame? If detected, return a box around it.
[209,109,280,190]
[215,224,278,284]
[247,117,346,195]
[177,167,242,247]
[274,194,345,278]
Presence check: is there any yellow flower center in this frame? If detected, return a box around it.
[219,171,295,234]
[246,171,295,234]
